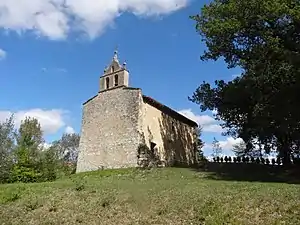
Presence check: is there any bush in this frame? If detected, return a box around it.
[10,165,42,183]
[224,156,228,163]
[276,157,281,165]
[228,156,232,162]
[0,116,80,184]
[255,157,260,164]
[271,158,276,165]
[137,144,161,169]
[0,156,13,184]
[293,156,300,165]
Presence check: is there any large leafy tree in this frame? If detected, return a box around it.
[189,0,300,165]
[194,125,205,161]
[0,114,15,183]
[12,117,45,182]
[51,133,80,164]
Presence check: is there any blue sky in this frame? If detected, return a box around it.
[0,0,242,156]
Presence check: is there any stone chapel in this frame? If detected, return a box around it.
[76,51,199,173]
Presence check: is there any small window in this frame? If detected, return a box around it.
[111,66,115,72]
[106,77,110,89]
[114,74,119,86]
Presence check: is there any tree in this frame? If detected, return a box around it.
[12,117,44,182]
[194,125,206,161]
[233,141,262,158]
[51,133,80,164]
[189,0,300,165]
[211,137,222,158]
[0,114,15,183]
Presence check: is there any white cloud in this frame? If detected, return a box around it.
[65,126,75,134]
[204,137,244,151]
[0,48,6,60]
[178,109,223,133]
[204,137,243,151]
[218,137,244,150]
[40,142,52,151]
[0,0,189,40]
[203,137,244,157]
[0,108,68,135]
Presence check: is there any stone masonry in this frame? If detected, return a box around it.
[76,51,198,173]
[76,87,145,172]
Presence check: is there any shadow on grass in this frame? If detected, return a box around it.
[191,162,300,184]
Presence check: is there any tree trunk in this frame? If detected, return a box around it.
[282,149,291,167]
[278,136,291,167]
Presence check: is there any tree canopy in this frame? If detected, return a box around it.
[190,0,300,164]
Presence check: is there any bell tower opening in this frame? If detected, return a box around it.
[99,49,130,92]
[106,77,110,89]
[114,74,118,86]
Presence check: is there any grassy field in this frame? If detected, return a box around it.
[0,167,300,225]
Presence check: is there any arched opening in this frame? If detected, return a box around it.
[106,77,110,89]
[114,74,119,86]
[111,66,115,72]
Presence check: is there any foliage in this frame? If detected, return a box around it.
[211,137,222,157]
[233,141,262,158]
[0,115,80,184]
[10,117,45,183]
[193,125,206,162]
[51,133,80,164]
[190,0,300,165]
[39,147,61,181]
[0,114,15,183]
[137,144,161,168]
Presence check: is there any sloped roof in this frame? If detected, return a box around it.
[82,86,198,128]
[142,95,198,127]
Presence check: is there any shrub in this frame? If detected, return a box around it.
[137,144,161,169]
[265,158,270,165]
[276,157,281,165]
[228,156,232,162]
[220,157,224,163]
[224,156,228,163]
[251,157,255,163]
[233,157,237,163]
[271,158,276,165]
[10,165,42,183]
[255,157,260,164]
[237,156,241,163]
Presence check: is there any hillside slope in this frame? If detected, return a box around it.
[0,168,299,225]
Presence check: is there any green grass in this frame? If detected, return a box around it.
[0,167,299,225]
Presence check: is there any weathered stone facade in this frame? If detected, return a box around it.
[76,51,198,173]
[141,96,198,167]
